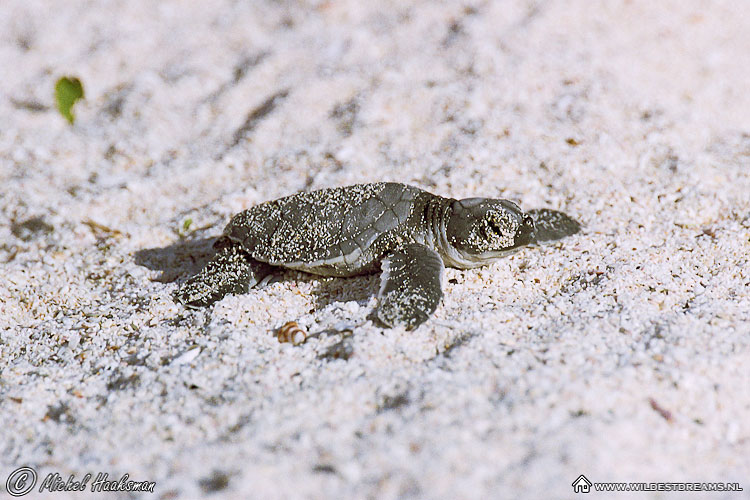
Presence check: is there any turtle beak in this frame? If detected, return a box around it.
[514,214,535,247]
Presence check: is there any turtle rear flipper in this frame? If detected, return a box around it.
[527,208,581,244]
[175,240,274,308]
[377,244,444,330]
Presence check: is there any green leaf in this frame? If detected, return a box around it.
[55,76,85,124]
[178,218,193,238]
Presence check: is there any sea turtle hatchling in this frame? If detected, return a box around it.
[175,182,580,329]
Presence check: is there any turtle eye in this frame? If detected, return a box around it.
[481,218,505,241]
[486,219,506,239]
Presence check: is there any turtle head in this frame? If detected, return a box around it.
[443,198,535,268]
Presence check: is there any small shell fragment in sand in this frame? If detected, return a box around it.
[277,321,307,345]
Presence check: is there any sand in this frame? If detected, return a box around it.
[1,0,749,498]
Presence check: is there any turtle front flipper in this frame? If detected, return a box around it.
[526,208,581,243]
[175,238,274,308]
[377,243,444,330]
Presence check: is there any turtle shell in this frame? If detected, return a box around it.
[223,182,421,274]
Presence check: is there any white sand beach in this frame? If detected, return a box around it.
[1,1,749,498]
